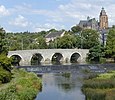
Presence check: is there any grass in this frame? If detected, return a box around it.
[97,71,115,79]
[0,68,42,100]
[82,70,115,100]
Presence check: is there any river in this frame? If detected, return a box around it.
[35,72,85,100]
[17,63,115,100]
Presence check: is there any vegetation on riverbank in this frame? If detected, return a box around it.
[0,27,42,100]
[82,71,115,100]
[0,68,42,100]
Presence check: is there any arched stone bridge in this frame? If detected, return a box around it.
[8,49,89,66]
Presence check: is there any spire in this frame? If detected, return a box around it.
[102,7,104,10]
[100,7,106,16]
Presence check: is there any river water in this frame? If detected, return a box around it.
[18,63,115,100]
[35,72,85,100]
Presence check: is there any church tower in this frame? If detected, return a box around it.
[99,7,108,30]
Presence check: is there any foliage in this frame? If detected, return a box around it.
[48,29,58,33]
[0,54,12,72]
[38,31,47,37]
[0,27,42,99]
[6,31,48,50]
[106,28,115,62]
[97,71,115,79]
[0,69,42,100]
[56,34,77,49]
[62,73,71,78]
[4,28,101,50]
[71,25,82,33]
[87,45,105,62]
[81,29,99,49]
[83,88,106,100]
[0,67,12,83]
[11,55,21,66]
[0,27,13,84]
[36,36,48,49]
[82,71,115,100]
[48,41,55,49]
[0,27,7,55]
[100,57,106,64]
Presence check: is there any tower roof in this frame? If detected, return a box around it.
[100,7,107,16]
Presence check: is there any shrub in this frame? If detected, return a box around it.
[0,54,12,72]
[100,57,106,64]
[0,67,12,83]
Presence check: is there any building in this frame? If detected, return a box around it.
[99,8,109,46]
[99,7,108,30]
[78,7,109,46]
[78,17,98,30]
[45,31,65,43]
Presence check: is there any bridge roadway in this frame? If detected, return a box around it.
[8,49,89,66]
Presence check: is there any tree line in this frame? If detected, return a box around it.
[1,25,115,63]
[5,26,99,50]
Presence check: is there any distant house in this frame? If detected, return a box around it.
[78,17,99,30]
[45,31,65,43]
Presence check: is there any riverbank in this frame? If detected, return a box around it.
[0,68,42,100]
[82,71,115,100]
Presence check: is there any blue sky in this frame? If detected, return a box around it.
[0,0,115,32]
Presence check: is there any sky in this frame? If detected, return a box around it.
[0,0,115,32]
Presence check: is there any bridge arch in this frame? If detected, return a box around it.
[51,52,64,64]
[70,52,81,63]
[30,53,44,65]
[8,49,89,65]
[10,54,23,66]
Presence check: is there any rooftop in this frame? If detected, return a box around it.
[45,31,64,38]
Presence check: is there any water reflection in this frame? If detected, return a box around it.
[35,72,85,100]
[57,73,76,93]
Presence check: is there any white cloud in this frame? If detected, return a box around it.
[33,23,65,32]
[19,0,115,29]
[10,2,90,24]
[56,0,115,26]
[9,15,31,27]
[0,5,10,16]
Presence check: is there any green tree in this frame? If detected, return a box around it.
[0,28,12,83]
[0,54,12,72]
[48,40,55,49]
[0,27,12,71]
[36,36,48,49]
[80,29,99,49]
[0,27,7,55]
[56,35,76,49]
[71,25,82,33]
[74,35,81,48]
[39,31,47,37]
[48,29,58,33]
[106,29,115,62]
[87,45,105,62]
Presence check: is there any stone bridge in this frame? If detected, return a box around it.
[8,49,89,66]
